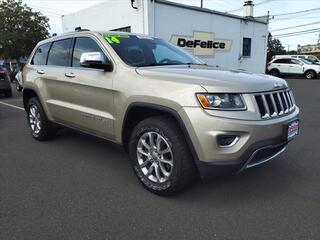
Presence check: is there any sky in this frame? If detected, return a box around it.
[22,0,320,50]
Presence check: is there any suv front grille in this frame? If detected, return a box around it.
[254,89,296,119]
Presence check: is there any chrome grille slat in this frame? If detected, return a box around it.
[289,91,296,106]
[281,91,289,113]
[276,92,284,115]
[254,89,296,119]
[285,91,293,110]
[269,94,278,117]
[261,95,270,119]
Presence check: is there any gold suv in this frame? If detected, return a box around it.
[22,30,299,195]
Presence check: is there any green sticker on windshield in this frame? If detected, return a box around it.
[101,33,129,44]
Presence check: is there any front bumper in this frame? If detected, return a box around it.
[178,106,299,179]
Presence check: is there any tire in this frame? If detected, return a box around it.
[26,97,57,141]
[5,90,12,98]
[269,69,280,77]
[305,70,316,79]
[129,116,196,195]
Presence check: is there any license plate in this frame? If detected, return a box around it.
[287,120,299,140]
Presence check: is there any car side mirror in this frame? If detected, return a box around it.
[80,52,113,72]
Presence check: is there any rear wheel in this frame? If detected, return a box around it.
[129,116,196,195]
[305,70,316,79]
[27,97,57,141]
[269,69,280,77]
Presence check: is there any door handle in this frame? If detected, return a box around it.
[65,73,75,78]
[37,70,45,74]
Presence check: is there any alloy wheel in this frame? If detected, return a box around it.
[29,104,41,135]
[136,131,173,183]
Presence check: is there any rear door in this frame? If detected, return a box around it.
[62,36,115,139]
[43,38,74,122]
[272,59,290,73]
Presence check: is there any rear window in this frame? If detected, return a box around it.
[31,43,51,65]
[47,39,72,67]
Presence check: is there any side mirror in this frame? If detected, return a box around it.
[80,52,113,71]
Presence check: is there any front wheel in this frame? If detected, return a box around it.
[129,116,196,195]
[305,70,316,79]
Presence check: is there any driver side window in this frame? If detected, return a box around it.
[72,37,106,68]
[291,59,301,65]
[152,44,186,64]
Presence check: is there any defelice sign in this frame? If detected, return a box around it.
[170,32,232,56]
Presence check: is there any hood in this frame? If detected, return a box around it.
[136,65,288,93]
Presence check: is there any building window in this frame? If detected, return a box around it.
[242,38,251,57]
[110,26,131,33]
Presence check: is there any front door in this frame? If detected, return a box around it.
[288,59,304,74]
[62,36,115,139]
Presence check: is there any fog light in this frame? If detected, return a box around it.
[217,135,239,147]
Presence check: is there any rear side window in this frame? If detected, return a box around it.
[47,39,72,66]
[31,43,51,65]
[72,37,105,68]
[274,59,291,64]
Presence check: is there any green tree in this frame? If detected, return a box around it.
[0,0,50,63]
[267,32,285,62]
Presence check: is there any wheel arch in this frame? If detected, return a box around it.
[269,68,280,73]
[304,69,316,74]
[23,88,40,110]
[121,102,199,162]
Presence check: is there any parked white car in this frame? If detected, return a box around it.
[272,55,320,65]
[267,57,320,79]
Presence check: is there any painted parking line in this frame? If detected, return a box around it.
[1,98,23,103]
[0,101,24,111]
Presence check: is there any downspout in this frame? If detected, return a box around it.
[131,0,138,9]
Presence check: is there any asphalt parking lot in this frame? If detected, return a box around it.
[0,78,319,240]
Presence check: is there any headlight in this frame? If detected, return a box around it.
[196,93,246,110]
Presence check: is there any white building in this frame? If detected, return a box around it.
[62,0,268,73]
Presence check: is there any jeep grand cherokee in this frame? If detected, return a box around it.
[22,30,299,195]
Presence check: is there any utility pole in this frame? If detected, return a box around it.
[201,0,203,8]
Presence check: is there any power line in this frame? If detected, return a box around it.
[271,7,320,17]
[270,21,320,32]
[26,3,70,15]
[227,0,275,13]
[273,28,320,38]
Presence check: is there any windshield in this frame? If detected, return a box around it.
[101,33,203,67]
[307,56,320,62]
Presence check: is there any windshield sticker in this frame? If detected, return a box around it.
[101,33,129,44]
[136,35,154,40]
